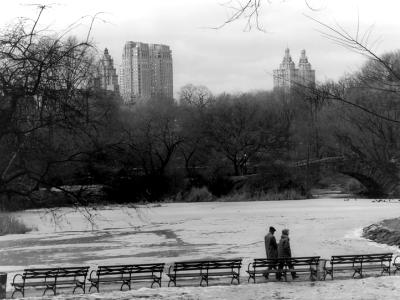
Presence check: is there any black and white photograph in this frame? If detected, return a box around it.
[0,0,399,299]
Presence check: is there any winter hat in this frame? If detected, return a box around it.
[269,226,276,232]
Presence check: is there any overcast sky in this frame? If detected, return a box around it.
[1,0,400,96]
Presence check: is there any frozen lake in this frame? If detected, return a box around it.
[1,198,400,276]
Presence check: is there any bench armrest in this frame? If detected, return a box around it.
[394,256,400,265]
[167,265,173,276]
[12,273,23,285]
[89,270,97,281]
[247,262,254,273]
[320,259,328,270]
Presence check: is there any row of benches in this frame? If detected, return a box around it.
[247,253,397,282]
[11,253,400,298]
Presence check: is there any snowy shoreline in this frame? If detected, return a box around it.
[363,217,400,247]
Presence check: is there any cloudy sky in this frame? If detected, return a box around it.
[1,0,400,96]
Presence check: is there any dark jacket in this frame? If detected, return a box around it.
[278,234,292,258]
[264,232,278,259]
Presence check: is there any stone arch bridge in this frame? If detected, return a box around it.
[292,156,400,197]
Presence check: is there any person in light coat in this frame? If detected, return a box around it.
[277,228,298,280]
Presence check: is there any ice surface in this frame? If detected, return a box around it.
[1,198,400,298]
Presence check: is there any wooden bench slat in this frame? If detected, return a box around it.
[88,263,165,292]
[247,256,320,283]
[168,259,242,287]
[11,266,89,298]
[324,253,393,280]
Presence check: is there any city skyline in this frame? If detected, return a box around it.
[3,1,399,96]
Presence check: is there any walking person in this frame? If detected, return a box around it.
[264,226,278,279]
[277,228,298,280]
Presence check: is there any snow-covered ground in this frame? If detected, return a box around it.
[1,197,400,299]
[14,276,400,300]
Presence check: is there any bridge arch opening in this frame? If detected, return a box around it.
[314,171,384,198]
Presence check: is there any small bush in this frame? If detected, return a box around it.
[183,187,214,202]
[219,193,249,202]
[219,189,308,202]
[260,189,308,201]
[0,214,32,235]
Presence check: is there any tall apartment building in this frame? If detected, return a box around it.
[95,48,119,93]
[121,41,173,103]
[273,48,315,91]
[149,44,173,99]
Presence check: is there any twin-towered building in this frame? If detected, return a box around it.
[273,48,315,91]
[95,42,173,104]
[95,48,120,93]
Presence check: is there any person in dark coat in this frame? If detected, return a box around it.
[277,229,298,280]
[264,226,278,278]
[264,226,278,258]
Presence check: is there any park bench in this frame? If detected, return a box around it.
[247,256,320,283]
[358,253,392,277]
[11,266,89,298]
[88,263,165,292]
[323,253,392,280]
[393,255,400,274]
[323,254,362,280]
[167,258,242,287]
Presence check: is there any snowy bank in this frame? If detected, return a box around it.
[363,218,400,247]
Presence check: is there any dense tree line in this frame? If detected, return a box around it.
[2,9,400,210]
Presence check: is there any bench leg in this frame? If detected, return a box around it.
[88,282,99,293]
[231,274,240,285]
[168,278,176,287]
[321,270,328,281]
[120,280,131,291]
[43,285,56,296]
[73,282,86,294]
[352,268,362,278]
[151,277,162,288]
[248,274,256,283]
[11,287,24,299]
[310,269,317,281]
[200,275,208,287]
[381,266,390,276]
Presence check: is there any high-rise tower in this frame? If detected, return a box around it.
[121,41,173,104]
[149,44,173,99]
[273,48,315,91]
[297,49,315,87]
[121,42,151,103]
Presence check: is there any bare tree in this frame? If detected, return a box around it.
[204,94,291,176]
[215,0,322,31]
[0,5,109,210]
[123,98,183,177]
